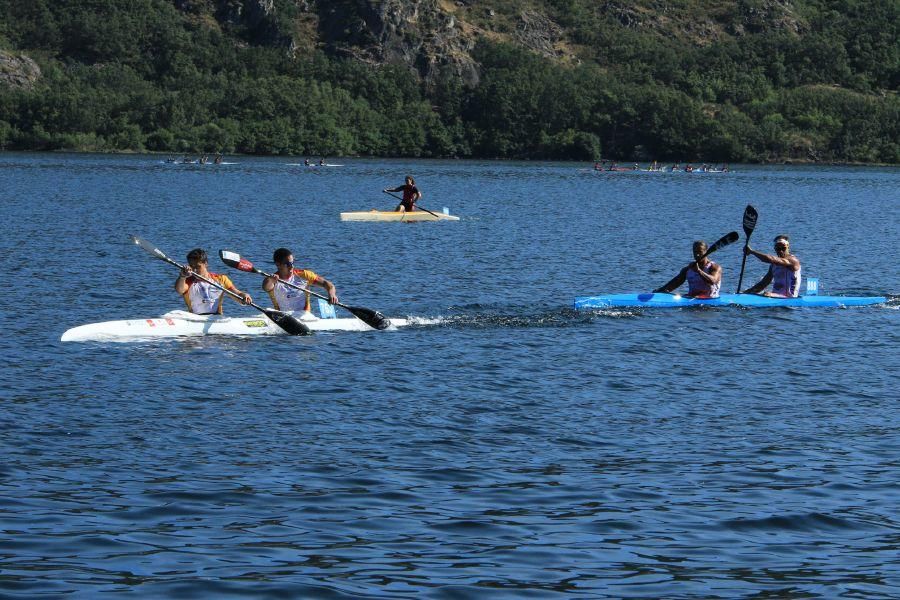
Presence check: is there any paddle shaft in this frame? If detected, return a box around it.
[383,190,440,218]
[736,206,758,293]
[736,247,751,293]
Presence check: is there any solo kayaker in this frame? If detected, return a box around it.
[262,248,338,312]
[653,240,723,298]
[742,235,802,297]
[385,176,422,212]
[175,248,252,314]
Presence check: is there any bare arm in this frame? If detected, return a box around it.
[746,247,800,270]
[224,280,252,304]
[313,275,338,304]
[174,266,192,294]
[653,266,688,294]
[743,267,772,294]
[693,262,722,286]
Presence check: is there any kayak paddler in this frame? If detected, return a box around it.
[653,240,723,298]
[384,175,422,212]
[742,235,802,297]
[262,248,338,312]
[175,248,252,314]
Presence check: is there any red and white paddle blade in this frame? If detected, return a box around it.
[219,250,255,271]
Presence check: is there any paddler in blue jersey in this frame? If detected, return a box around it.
[262,248,338,312]
[743,235,802,297]
[385,175,422,212]
[653,240,723,298]
[175,248,252,314]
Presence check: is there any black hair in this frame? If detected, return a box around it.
[273,248,293,264]
[186,248,208,264]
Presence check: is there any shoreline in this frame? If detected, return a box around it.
[0,148,898,168]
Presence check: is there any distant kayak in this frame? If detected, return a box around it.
[583,168,729,174]
[340,209,460,222]
[574,292,887,309]
[286,163,344,167]
[162,160,237,165]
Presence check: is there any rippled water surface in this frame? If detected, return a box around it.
[2,154,899,598]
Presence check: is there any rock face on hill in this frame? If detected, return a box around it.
[201,0,808,86]
[0,51,41,90]
[199,0,481,84]
[315,0,480,86]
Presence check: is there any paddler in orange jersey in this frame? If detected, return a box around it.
[262,248,338,313]
[175,248,252,314]
[385,175,422,212]
[743,235,802,297]
[653,240,723,298]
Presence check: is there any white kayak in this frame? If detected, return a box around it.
[61,310,414,342]
[340,209,460,222]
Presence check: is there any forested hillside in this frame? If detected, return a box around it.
[0,0,897,162]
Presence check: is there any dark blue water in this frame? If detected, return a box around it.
[2,153,899,598]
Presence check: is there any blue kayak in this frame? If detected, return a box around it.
[573,293,887,309]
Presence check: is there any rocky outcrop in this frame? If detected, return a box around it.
[168,0,810,86]
[515,10,563,58]
[201,0,298,47]
[730,0,805,36]
[0,51,41,90]
[316,0,479,86]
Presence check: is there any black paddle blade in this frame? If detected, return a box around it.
[347,306,392,330]
[707,231,740,254]
[742,205,758,236]
[263,308,312,336]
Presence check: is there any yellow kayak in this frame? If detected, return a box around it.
[340,209,460,222]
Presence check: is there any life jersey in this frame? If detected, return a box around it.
[401,184,418,204]
[770,261,801,297]
[686,260,721,298]
[182,273,236,314]
[267,268,319,312]
[389,184,419,209]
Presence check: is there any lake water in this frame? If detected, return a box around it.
[1,153,899,598]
